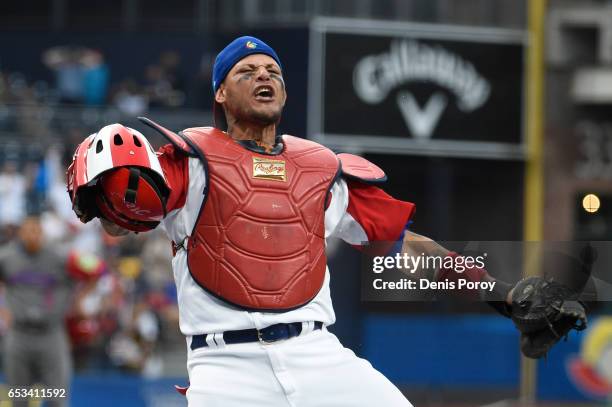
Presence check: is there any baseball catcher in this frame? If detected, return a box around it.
[66,36,593,406]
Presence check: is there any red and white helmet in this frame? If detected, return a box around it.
[67,123,170,231]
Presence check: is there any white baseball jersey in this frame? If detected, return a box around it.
[157,146,414,336]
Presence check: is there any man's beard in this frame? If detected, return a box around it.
[243,106,282,127]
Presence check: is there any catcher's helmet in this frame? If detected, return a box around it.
[67,123,169,231]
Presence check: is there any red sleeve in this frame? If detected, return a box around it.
[346,180,416,244]
[157,144,188,212]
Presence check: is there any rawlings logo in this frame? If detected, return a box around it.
[252,157,286,181]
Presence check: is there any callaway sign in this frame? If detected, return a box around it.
[353,39,490,139]
[308,18,526,159]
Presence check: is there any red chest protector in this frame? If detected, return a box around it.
[179,127,340,311]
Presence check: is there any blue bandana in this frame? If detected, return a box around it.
[212,36,283,93]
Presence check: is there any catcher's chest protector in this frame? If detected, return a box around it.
[180,127,339,311]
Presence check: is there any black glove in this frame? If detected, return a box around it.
[510,276,587,359]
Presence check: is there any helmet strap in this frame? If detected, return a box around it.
[138,170,168,217]
[124,167,140,204]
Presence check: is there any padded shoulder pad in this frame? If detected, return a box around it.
[138,117,196,156]
[338,153,387,183]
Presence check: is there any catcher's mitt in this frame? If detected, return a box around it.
[511,276,587,359]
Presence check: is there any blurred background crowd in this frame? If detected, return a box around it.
[0,47,210,112]
[0,146,184,378]
[2,0,612,406]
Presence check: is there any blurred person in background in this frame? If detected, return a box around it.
[107,243,164,377]
[140,229,181,369]
[112,79,149,116]
[65,251,115,371]
[0,215,74,407]
[24,160,47,215]
[144,53,186,108]
[144,64,173,108]
[158,51,185,95]
[81,50,109,106]
[91,230,181,376]
[0,161,26,240]
[43,46,109,106]
[43,46,86,104]
[140,229,178,328]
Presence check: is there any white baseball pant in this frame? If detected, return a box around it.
[185,326,413,407]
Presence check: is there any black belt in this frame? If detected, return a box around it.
[191,321,323,350]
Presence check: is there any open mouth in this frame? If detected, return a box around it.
[253,85,275,101]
